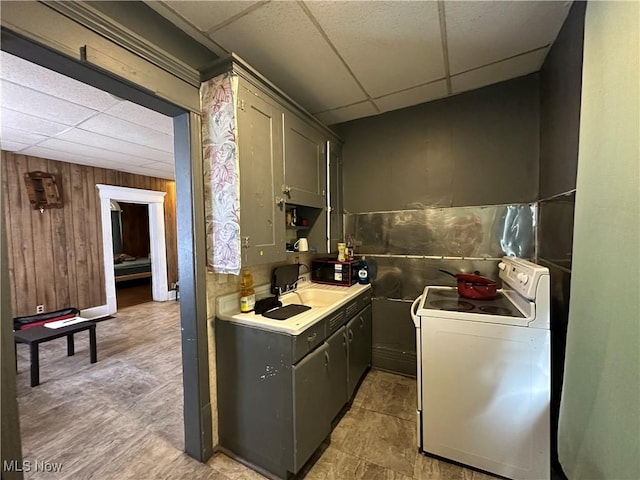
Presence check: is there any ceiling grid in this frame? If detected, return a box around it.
[1,1,572,179]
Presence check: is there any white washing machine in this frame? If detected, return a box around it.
[411,256,551,480]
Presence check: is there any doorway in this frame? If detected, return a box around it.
[113,201,153,308]
[1,20,212,465]
[97,185,169,315]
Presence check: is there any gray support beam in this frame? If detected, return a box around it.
[1,181,24,479]
[174,112,213,461]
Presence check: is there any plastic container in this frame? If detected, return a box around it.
[357,257,369,284]
[337,243,346,262]
[239,268,256,313]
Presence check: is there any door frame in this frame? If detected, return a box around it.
[97,185,169,315]
[1,12,213,462]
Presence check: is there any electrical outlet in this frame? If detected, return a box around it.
[36,304,44,314]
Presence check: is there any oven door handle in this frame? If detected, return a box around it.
[411,295,422,327]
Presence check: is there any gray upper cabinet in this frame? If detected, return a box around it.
[328,141,343,253]
[283,112,327,208]
[202,55,341,267]
[237,82,286,266]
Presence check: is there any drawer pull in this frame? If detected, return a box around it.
[307,332,317,343]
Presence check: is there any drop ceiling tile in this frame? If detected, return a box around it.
[56,128,173,163]
[20,145,123,169]
[0,126,48,146]
[1,52,121,112]
[1,108,71,137]
[136,162,175,179]
[36,138,159,167]
[76,114,174,152]
[1,81,98,126]
[306,1,444,98]
[210,1,365,112]
[374,80,449,113]
[164,1,263,33]
[445,1,571,75]
[314,101,378,126]
[104,102,174,135]
[451,49,547,94]
[0,140,29,152]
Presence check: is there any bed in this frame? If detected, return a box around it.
[114,257,152,283]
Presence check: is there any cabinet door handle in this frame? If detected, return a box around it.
[342,331,347,348]
[324,350,330,368]
[276,197,285,209]
[360,316,365,328]
[307,332,317,343]
[348,329,354,343]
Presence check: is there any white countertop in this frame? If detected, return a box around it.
[216,278,371,335]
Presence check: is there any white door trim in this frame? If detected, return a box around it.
[97,184,168,315]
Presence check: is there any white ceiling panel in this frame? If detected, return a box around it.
[163,1,262,33]
[104,101,174,135]
[55,129,174,164]
[451,49,548,95]
[1,108,71,137]
[1,81,98,126]
[36,138,162,167]
[0,126,48,146]
[314,101,378,126]
[0,140,29,152]
[21,145,140,172]
[374,80,449,113]
[210,1,366,113]
[0,51,121,112]
[306,1,445,98]
[445,1,571,75]
[77,114,174,153]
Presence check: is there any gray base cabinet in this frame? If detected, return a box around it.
[216,289,372,479]
[326,326,348,421]
[292,342,331,472]
[347,305,372,399]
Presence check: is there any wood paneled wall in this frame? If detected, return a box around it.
[1,151,178,316]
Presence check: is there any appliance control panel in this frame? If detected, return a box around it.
[499,256,549,300]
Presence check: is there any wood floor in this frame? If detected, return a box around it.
[116,278,153,309]
[15,301,498,480]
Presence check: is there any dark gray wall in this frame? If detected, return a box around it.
[338,74,540,213]
[539,1,586,200]
[537,2,586,477]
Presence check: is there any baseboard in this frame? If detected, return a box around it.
[80,304,111,320]
[372,345,417,377]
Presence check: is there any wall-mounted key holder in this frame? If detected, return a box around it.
[23,171,62,213]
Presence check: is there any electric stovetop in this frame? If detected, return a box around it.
[424,287,525,318]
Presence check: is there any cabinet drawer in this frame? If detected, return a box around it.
[293,320,326,363]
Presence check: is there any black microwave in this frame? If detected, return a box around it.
[311,258,363,286]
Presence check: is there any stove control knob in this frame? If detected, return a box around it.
[517,272,529,284]
[498,262,506,270]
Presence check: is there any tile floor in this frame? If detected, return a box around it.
[15,301,498,479]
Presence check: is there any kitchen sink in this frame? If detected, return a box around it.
[280,288,349,308]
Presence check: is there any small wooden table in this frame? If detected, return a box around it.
[14,322,97,386]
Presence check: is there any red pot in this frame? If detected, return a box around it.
[440,270,498,300]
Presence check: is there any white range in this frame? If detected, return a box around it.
[411,256,551,480]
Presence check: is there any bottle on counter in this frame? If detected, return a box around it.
[357,257,369,284]
[346,233,355,261]
[239,267,256,313]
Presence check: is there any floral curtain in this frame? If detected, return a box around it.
[201,72,241,275]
